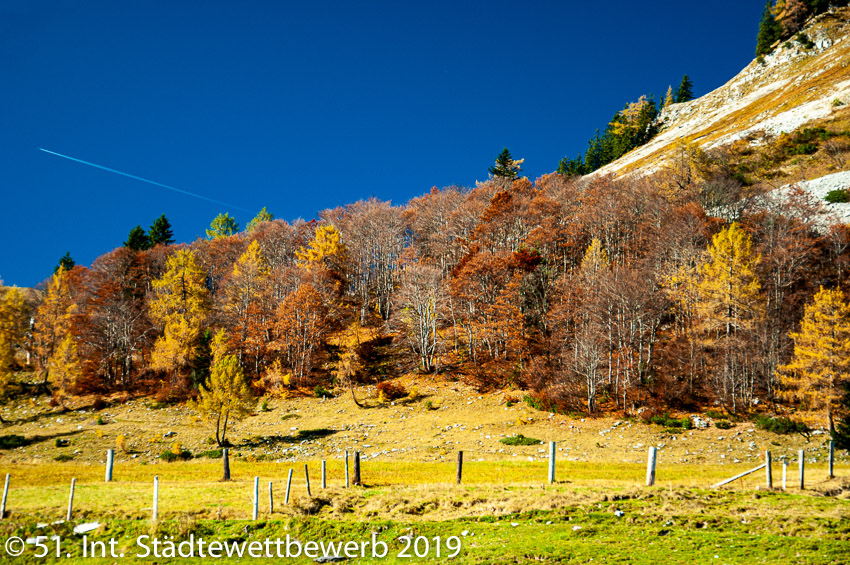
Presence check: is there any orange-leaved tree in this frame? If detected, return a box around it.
[0,287,28,399]
[694,222,763,413]
[779,286,850,437]
[149,249,209,398]
[32,266,81,401]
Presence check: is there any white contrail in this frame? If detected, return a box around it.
[38,148,252,213]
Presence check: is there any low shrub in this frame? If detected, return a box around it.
[649,413,692,429]
[500,434,542,446]
[424,400,438,411]
[313,385,332,399]
[791,143,818,155]
[825,189,850,203]
[95,415,106,425]
[259,400,270,412]
[0,435,28,449]
[53,454,75,462]
[197,449,223,459]
[715,421,735,430]
[375,381,407,401]
[753,415,810,435]
[54,438,70,448]
[281,413,301,420]
[159,449,193,462]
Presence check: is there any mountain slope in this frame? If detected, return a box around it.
[595,8,850,179]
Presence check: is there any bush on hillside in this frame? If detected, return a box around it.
[825,189,850,203]
[500,434,542,446]
[753,415,809,436]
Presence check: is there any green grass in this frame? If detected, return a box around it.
[0,460,845,562]
[1,488,846,563]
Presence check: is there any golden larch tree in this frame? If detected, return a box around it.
[0,287,28,398]
[149,249,209,395]
[295,224,347,270]
[191,330,253,446]
[695,222,763,412]
[779,286,850,436]
[32,267,80,399]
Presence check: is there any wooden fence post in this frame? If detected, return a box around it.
[765,451,772,489]
[222,448,231,482]
[1,474,9,519]
[782,461,788,490]
[152,476,159,522]
[268,481,274,514]
[456,451,463,485]
[548,442,556,484]
[344,451,350,488]
[304,465,312,497]
[252,477,259,520]
[284,469,293,504]
[321,460,327,489]
[105,449,114,482]
[798,449,805,490]
[353,451,361,486]
[828,441,834,480]
[66,478,75,521]
[646,447,657,486]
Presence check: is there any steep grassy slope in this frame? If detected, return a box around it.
[596,8,850,178]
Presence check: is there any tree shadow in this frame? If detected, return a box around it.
[239,428,338,448]
[0,430,82,450]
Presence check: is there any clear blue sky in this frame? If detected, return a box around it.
[1,0,763,287]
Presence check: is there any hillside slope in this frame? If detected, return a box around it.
[596,8,850,178]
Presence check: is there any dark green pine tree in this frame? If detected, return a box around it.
[124,225,151,251]
[54,251,75,274]
[674,75,694,104]
[489,147,522,179]
[148,214,175,246]
[755,1,782,58]
[557,154,586,177]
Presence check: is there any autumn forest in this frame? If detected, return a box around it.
[3,138,850,448]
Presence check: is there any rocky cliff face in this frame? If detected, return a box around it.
[595,8,850,178]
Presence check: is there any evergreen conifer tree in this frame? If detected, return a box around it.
[206,213,240,239]
[755,0,782,57]
[54,252,75,275]
[246,207,274,232]
[674,75,694,103]
[124,225,150,251]
[149,214,175,246]
[488,148,523,179]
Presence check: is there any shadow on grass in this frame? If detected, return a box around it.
[239,428,338,448]
[0,430,82,450]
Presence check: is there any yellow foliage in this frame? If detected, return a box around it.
[116,434,127,453]
[33,267,78,397]
[0,286,27,393]
[779,286,850,433]
[95,429,104,438]
[191,330,253,446]
[254,358,290,397]
[377,390,388,404]
[233,240,268,279]
[296,224,347,269]
[695,222,762,335]
[171,442,182,455]
[407,387,420,401]
[149,435,159,444]
[149,249,209,377]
